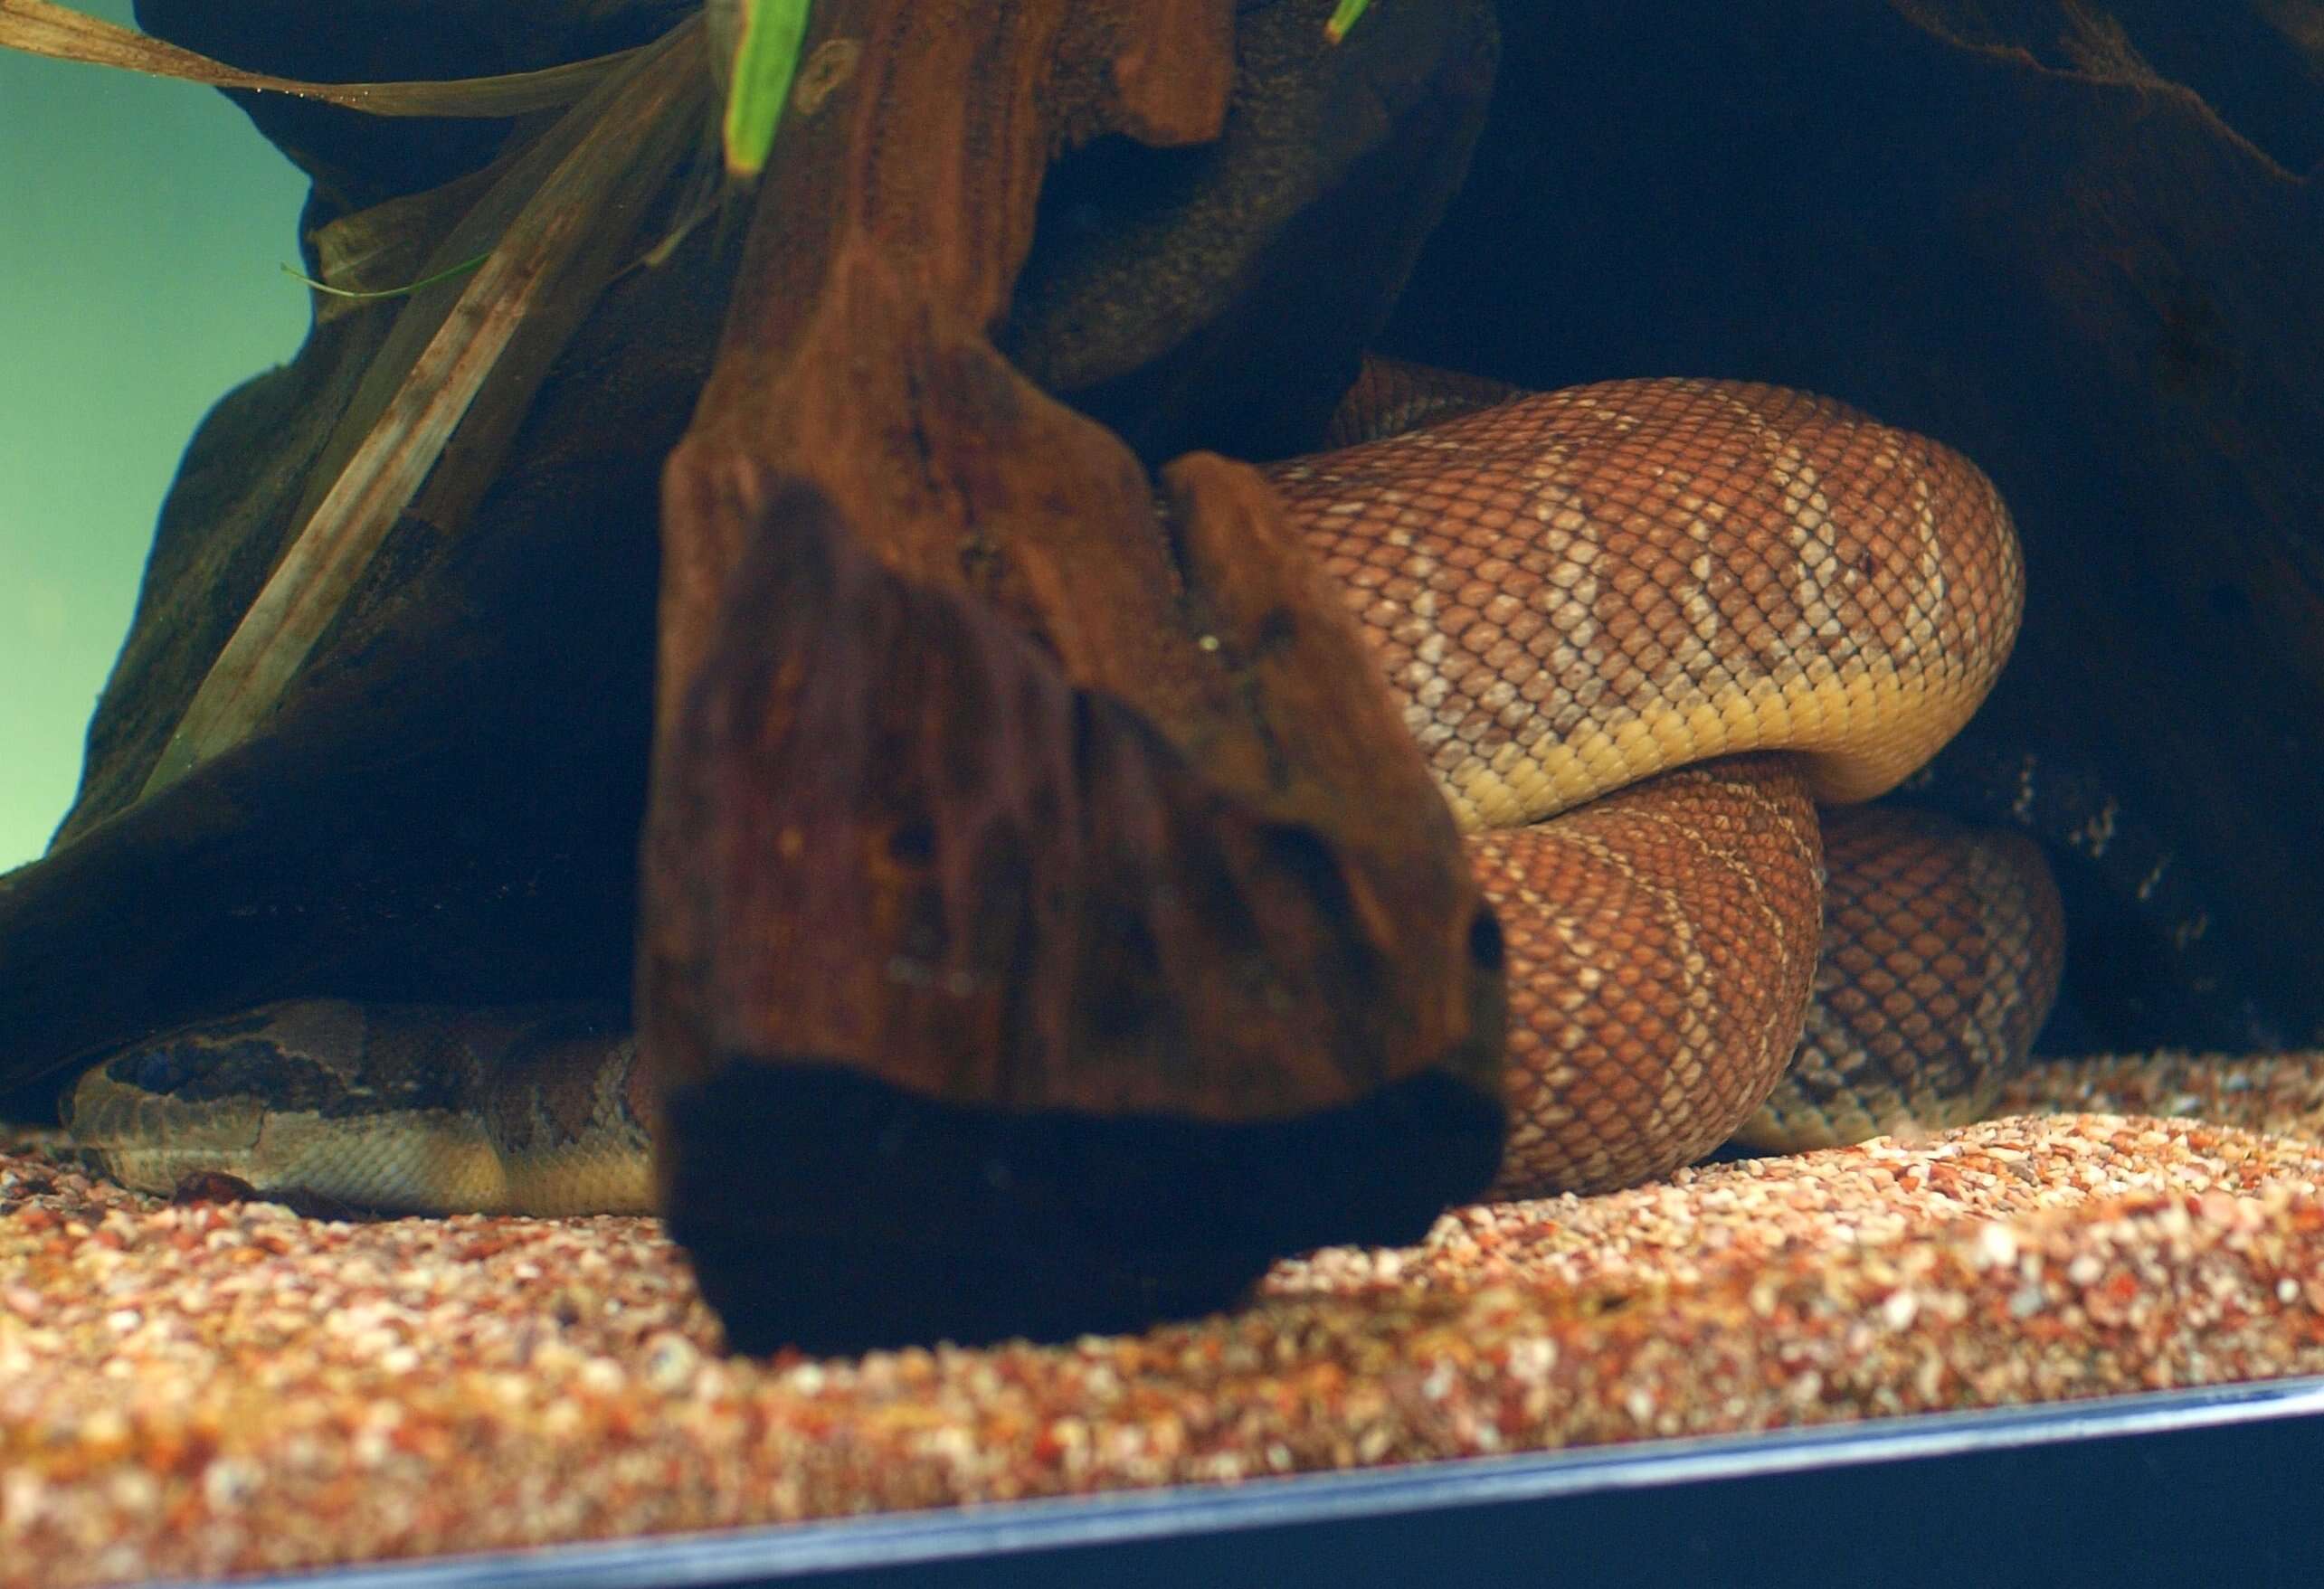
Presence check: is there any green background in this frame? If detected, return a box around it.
[1,0,309,870]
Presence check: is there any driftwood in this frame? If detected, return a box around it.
[643,2,1503,1350]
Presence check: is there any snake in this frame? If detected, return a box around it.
[62,360,2061,1214]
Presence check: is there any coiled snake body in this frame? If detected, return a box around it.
[68,365,2060,1213]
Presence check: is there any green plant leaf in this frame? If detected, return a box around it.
[281,251,491,301]
[299,158,513,324]
[719,0,812,178]
[1324,0,1372,45]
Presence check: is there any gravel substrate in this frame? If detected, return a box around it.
[6,1054,2324,1587]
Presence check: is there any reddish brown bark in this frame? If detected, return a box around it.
[640,2,1505,1348]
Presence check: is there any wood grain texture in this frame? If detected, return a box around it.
[645,0,1500,1129]
[643,1,1506,1343]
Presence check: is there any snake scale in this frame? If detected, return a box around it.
[66,361,2062,1214]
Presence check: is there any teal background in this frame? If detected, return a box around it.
[1,0,310,870]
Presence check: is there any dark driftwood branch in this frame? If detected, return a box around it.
[643,0,1505,1350]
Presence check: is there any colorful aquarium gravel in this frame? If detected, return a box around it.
[5,1055,2324,1587]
